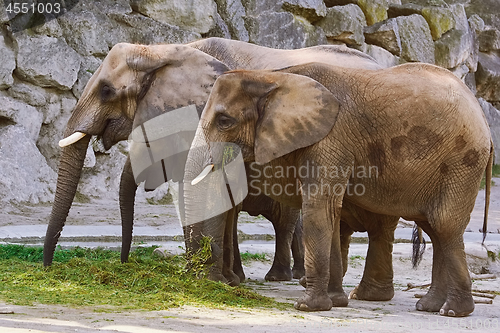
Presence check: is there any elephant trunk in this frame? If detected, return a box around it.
[43,135,91,266]
[119,156,138,263]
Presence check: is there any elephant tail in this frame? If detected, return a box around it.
[482,142,494,244]
[411,224,426,269]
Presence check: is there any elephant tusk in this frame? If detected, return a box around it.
[59,132,87,147]
[191,164,214,186]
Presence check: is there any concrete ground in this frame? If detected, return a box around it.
[0,178,499,332]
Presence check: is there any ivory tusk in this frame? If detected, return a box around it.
[59,132,87,147]
[191,164,214,186]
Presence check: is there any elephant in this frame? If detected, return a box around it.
[44,38,387,287]
[182,62,494,316]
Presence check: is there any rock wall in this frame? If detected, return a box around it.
[0,0,499,204]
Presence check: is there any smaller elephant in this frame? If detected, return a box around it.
[183,62,493,316]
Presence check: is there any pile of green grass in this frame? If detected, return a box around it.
[0,244,282,311]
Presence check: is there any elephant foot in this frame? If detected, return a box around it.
[416,287,447,313]
[292,264,305,279]
[329,291,349,307]
[294,291,333,312]
[439,291,474,317]
[349,280,394,301]
[233,266,246,283]
[299,276,306,288]
[222,270,241,287]
[265,264,293,281]
[208,271,228,284]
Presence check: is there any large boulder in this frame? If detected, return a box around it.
[282,0,327,23]
[244,11,327,49]
[421,6,455,40]
[434,4,476,70]
[476,52,500,102]
[317,4,367,47]
[130,0,217,34]
[215,0,250,41]
[15,34,81,90]
[364,18,401,55]
[479,28,500,52]
[0,126,56,204]
[396,14,435,63]
[0,92,43,142]
[0,35,15,90]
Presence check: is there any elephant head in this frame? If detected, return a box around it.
[44,42,229,266]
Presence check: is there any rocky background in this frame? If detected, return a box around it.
[0,0,499,204]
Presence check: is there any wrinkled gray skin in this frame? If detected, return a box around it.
[184,62,493,316]
[44,38,385,292]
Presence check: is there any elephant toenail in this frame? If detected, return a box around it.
[416,303,424,311]
[439,309,445,315]
[448,310,456,317]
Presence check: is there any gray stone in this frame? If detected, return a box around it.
[0,92,43,142]
[0,35,15,90]
[15,34,81,90]
[476,52,500,102]
[317,4,367,47]
[364,18,401,55]
[282,0,327,23]
[433,5,476,70]
[58,10,110,57]
[241,0,284,16]
[479,29,500,52]
[205,12,232,39]
[324,0,358,6]
[8,81,48,107]
[0,125,56,204]
[215,0,250,41]
[464,0,500,31]
[32,18,64,38]
[421,6,455,40]
[109,13,200,45]
[468,14,485,33]
[357,0,389,26]
[387,2,423,18]
[130,0,217,34]
[396,14,435,63]
[478,98,500,164]
[364,44,400,68]
[244,11,327,49]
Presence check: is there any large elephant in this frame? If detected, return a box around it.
[183,62,494,316]
[44,38,385,287]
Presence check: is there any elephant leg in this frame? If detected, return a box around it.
[340,221,353,277]
[350,214,398,301]
[266,203,296,281]
[232,208,246,282]
[416,216,473,317]
[294,199,344,312]
[222,207,241,286]
[119,157,138,263]
[415,222,448,312]
[291,215,305,279]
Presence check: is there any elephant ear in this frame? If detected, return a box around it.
[249,72,340,165]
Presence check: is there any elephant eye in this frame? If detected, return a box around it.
[216,113,236,130]
[100,84,116,102]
